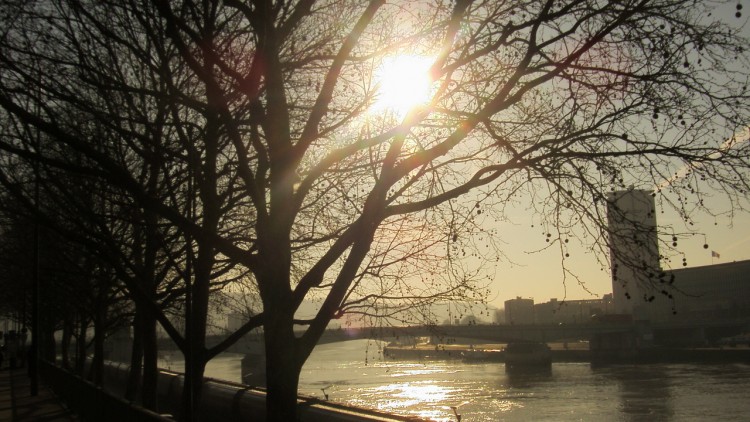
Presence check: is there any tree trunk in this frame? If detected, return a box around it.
[41,319,56,362]
[75,316,87,376]
[180,352,207,422]
[61,317,72,369]
[89,287,109,385]
[125,311,143,402]
[264,310,300,422]
[126,296,159,410]
[141,307,159,410]
[180,241,212,421]
[140,157,161,410]
[90,322,104,385]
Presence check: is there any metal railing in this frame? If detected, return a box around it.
[40,360,427,422]
[39,360,174,422]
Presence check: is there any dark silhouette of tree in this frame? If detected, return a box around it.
[2,1,750,421]
[0,85,196,409]
[0,161,131,382]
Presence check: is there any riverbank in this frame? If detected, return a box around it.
[382,342,750,364]
[62,360,432,422]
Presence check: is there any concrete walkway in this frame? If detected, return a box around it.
[0,366,78,422]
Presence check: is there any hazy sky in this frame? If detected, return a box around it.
[297,3,750,316]
[482,3,750,308]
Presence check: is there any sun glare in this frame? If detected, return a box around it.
[371,55,435,118]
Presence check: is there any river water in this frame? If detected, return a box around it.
[160,339,750,421]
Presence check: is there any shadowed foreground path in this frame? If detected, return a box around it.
[0,366,78,422]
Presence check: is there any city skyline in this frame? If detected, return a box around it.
[487,198,750,308]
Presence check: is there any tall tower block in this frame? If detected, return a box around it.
[607,189,661,317]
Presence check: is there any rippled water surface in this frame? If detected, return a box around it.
[163,339,750,421]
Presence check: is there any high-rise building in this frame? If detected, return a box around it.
[504,297,535,324]
[607,189,661,318]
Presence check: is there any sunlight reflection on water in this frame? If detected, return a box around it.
[162,339,750,421]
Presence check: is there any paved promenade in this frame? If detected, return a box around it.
[0,366,78,422]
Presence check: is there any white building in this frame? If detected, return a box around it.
[606,189,661,319]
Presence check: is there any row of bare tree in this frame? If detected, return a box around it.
[1,1,750,420]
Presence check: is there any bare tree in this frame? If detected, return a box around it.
[2,0,750,421]
[0,155,132,381]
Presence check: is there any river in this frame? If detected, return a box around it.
[159,339,750,421]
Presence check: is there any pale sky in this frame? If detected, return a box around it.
[484,3,750,308]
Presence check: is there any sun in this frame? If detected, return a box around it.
[370,55,435,118]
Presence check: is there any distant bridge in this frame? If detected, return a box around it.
[155,318,749,354]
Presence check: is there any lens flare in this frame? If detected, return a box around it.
[371,55,435,118]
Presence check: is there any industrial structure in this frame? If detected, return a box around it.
[606,188,750,323]
[655,259,750,321]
